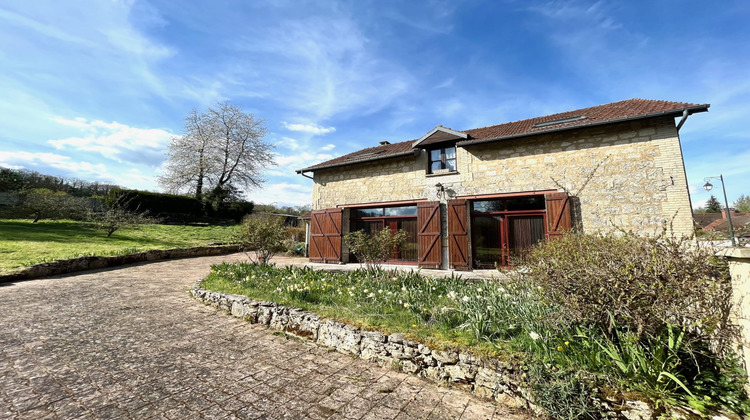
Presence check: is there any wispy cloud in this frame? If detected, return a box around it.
[0,151,109,178]
[250,182,313,206]
[283,122,336,135]
[47,117,174,167]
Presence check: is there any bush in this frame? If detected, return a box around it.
[237,214,286,264]
[17,188,93,222]
[87,200,157,237]
[343,227,408,272]
[285,226,305,242]
[517,231,736,348]
[108,189,205,220]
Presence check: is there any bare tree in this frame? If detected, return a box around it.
[159,102,275,202]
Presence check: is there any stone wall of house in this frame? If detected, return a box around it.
[311,117,694,237]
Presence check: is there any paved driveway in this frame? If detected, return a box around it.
[0,254,533,420]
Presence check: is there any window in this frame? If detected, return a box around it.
[349,205,418,263]
[428,146,457,174]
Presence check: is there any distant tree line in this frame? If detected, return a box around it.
[695,194,750,214]
[0,168,122,197]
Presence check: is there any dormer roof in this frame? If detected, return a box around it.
[412,125,469,148]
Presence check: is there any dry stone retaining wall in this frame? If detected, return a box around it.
[192,281,724,419]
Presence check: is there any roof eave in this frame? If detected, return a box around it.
[457,104,710,147]
[296,150,416,174]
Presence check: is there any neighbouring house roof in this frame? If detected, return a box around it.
[296,98,709,173]
[693,212,724,229]
[703,213,750,232]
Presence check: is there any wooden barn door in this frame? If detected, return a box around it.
[447,199,470,270]
[544,192,572,239]
[417,201,441,268]
[309,208,343,263]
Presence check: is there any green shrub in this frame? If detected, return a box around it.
[18,188,93,222]
[343,227,408,272]
[108,188,205,219]
[285,226,305,242]
[517,231,736,349]
[237,214,286,264]
[86,200,157,237]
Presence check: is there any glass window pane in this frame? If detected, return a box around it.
[385,206,417,216]
[430,161,442,172]
[506,196,545,211]
[472,200,505,213]
[430,149,441,162]
[352,207,383,218]
[472,216,501,266]
[444,146,456,159]
[397,219,418,261]
[445,158,456,171]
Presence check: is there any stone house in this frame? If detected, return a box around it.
[296,99,708,270]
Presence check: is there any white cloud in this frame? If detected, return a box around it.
[270,151,337,177]
[0,151,109,177]
[279,137,300,151]
[250,182,312,207]
[231,12,412,120]
[283,122,336,135]
[320,144,336,151]
[47,117,174,167]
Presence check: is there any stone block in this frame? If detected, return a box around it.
[317,320,362,356]
[444,363,477,383]
[433,350,459,365]
[285,310,320,340]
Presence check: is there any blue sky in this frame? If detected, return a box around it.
[0,1,748,208]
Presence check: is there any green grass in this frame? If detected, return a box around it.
[202,262,530,356]
[0,219,239,274]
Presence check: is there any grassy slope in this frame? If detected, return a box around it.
[0,219,238,274]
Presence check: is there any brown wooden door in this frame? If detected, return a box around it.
[309,208,343,263]
[417,201,441,268]
[448,199,470,270]
[544,192,572,239]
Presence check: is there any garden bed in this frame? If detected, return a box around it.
[199,262,745,419]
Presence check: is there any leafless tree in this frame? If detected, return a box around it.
[159,102,275,201]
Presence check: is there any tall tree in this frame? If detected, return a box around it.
[704,195,723,213]
[159,102,275,201]
[734,194,750,213]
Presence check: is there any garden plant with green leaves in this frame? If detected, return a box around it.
[203,229,749,418]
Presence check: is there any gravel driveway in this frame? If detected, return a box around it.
[0,253,533,419]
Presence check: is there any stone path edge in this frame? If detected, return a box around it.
[191,278,669,420]
[0,244,241,283]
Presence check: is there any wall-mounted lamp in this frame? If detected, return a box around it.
[435,183,445,200]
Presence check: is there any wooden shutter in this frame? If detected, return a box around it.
[309,208,343,263]
[417,201,441,268]
[545,192,572,239]
[447,199,470,270]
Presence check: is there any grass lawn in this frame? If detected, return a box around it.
[0,219,239,275]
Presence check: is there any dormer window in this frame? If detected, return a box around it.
[428,146,457,174]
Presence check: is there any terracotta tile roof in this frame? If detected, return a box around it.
[704,213,750,232]
[693,213,723,229]
[297,98,708,173]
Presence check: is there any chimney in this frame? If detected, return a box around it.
[379,141,390,145]
[722,208,735,219]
